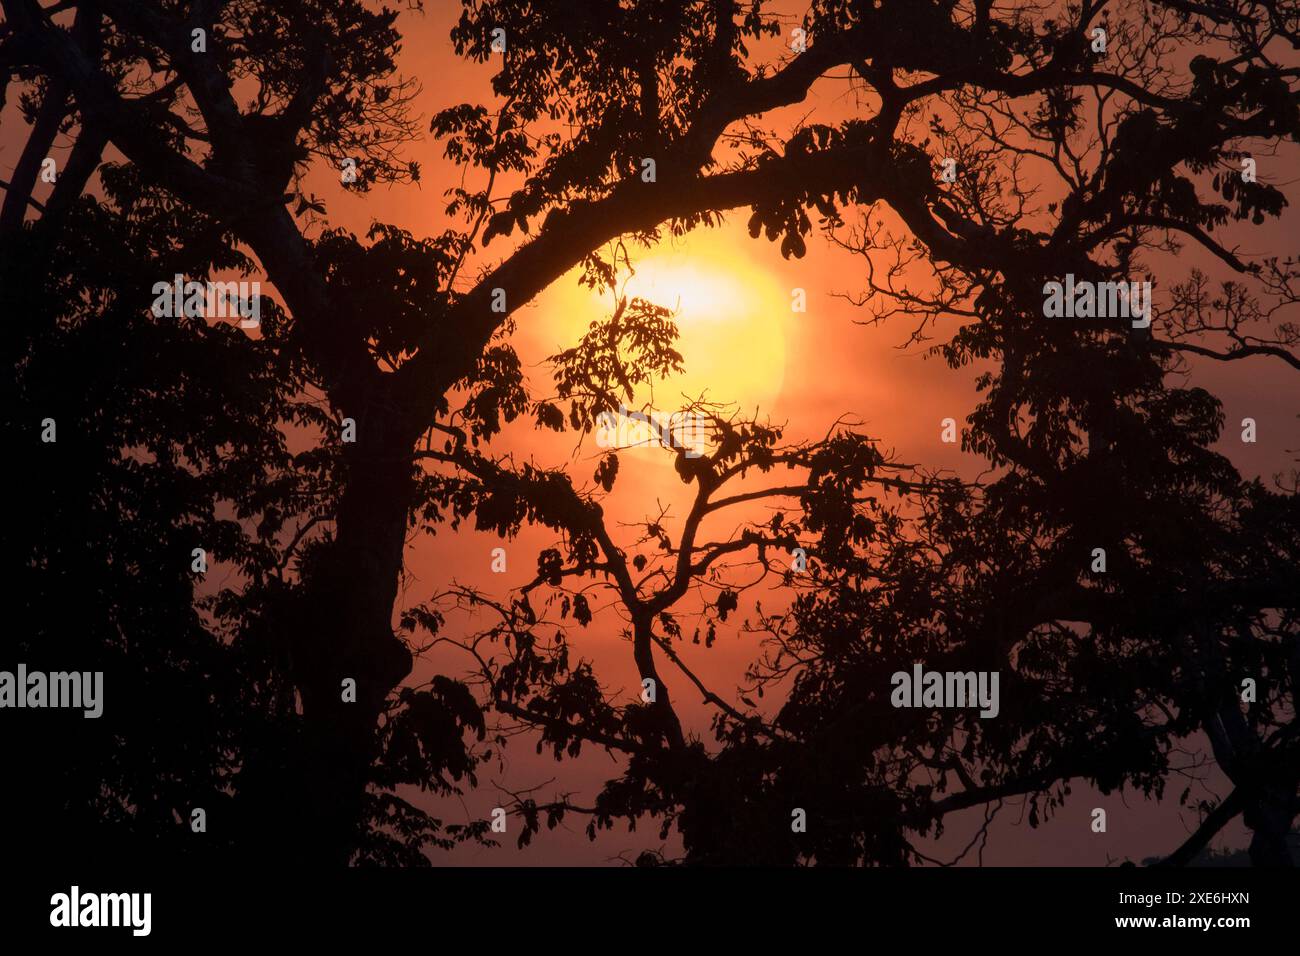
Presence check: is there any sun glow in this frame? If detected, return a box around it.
[541,234,790,423]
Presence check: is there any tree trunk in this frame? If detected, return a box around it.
[631,612,686,749]
[276,400,418,866]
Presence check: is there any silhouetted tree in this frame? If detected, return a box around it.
[3,0,1298,866]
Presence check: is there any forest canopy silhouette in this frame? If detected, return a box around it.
[1,0,1298,868]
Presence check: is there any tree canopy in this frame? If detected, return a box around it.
[2,0,1298,866]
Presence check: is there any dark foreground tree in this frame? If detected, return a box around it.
[3,0,1298,865]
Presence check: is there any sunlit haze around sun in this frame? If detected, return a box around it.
[539,232,791,426]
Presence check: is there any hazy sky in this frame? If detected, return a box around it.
[5,0,1296,865]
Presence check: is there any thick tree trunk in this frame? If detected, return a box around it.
[232,209,439,865]
[276,409,417,866]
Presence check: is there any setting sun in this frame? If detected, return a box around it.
[538,235,790,421]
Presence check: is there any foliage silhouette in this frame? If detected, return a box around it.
[2,0,1298,866]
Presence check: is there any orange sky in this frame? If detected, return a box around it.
[5,0,1297,865]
